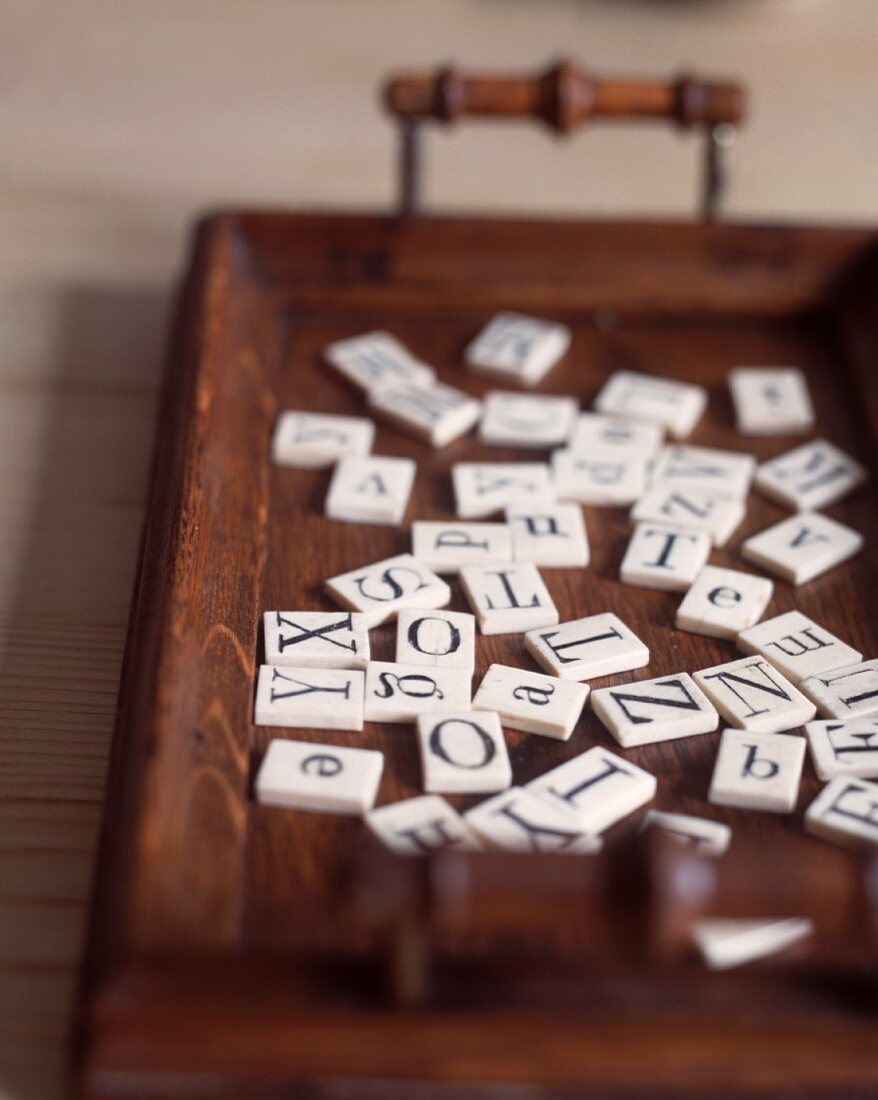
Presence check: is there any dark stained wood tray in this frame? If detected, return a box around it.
[76,212,878,1099]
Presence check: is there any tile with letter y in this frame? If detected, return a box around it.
[741,511,863,585]
[728,367,814,436]
[366,794,482,856]
[505,502,589,567]
[464,312,571,386]
[472,663,588,740]
[452,461,554,519]
[460,562,558,635]
[805,717,878,780]
[737,610,862,683]
[255,738,383,814]
[591,672,718,748]
[395,608,475,672]
[479,391,578,448]
[804,776,878,848]
[465,787,602,853]
[593,370,707,439]
[800,660,878,720]
[709,728,805,812]
[675,565,774,641]
[754,438,867,511]
[417,711,512,795]
[325,553,450,627]
[271,410,374,468]
[694,656,815,733]
[525,612,649,681]
[363,661,471,723]
[324,330,435,392]
[410,520,513,574]
[325,454,416,525]
[368,379,481,447]
[263,610,370,669]
[253,665,365,731]
[620,522,711,592]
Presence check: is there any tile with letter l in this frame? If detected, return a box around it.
[460,562,558,635]
[472,663,588,741]
[271,410,374,469]
[754,438,868,512]
[264,610,370,670]
[417,710,512,794]
[804,775,878,848]
[805,717,878,780]
[630,486,745,547]
[692,918,813,970]
[709,728,805,812]
[325,553,450,628]
[741,511,863,585]
[479,391,578,449]
[728,367,814,436]
[465,787,602,854]
[452,461,554,519]
[395,608,476,672]
[694,656,815,733]
[737,610,862,683]
[643,810,730,856]
[567,411,663,460]
[649,444,756,500]
[368,380,481,447]
[464,312,571,386]
[675,565,774,641]
[593,370,707,439]
[366,795,482,856]
[324,330,435,392]
[325,454,416,525]
[253,665,365,731]
[620,522,711,592]
[255,738,383,814]
[591,672,718,748]
[363,661,471,723]
[552,448,648,506]
[800,660,878,720]
[410,520,513,574]
[524,612,649,682]
[505,503,589,567]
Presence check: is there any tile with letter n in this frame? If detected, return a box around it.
[800,660,878,720]
[366,794,482,856]
[709,728,806,813]
[410,520,513,574]
[630,486,745,548]
[527,746,656,834]
[741,511,863,585]
[694,656,815,733]
[567,411,663,460]
[464,311,571,386]
[368,379,481,447]
[479,391,578,449]
[255,738,383,814]
[505,503,589,567]
[737,610,862,684]
[675,565,774,641]
[524,612,649,682]
[325,454,416,525]
[754,438,868,512]
[253,665,365,731]
[552,448,648,506]
[460,562,558,635]
[805,717,878,781]
[465,787,602,854]
[263,610,370,670]
[325,553,450,628]
[270,410,374,469]
[472,663,588,741]
[643,810,731,856]
[593,369,707,439]
[452,461,554,519]
[804,775,878,848]
[395,608,475,672]
[417,711,512,795]
[324,330,435,392]
[728,367,815,436]
[620,522,711,592]
[692,918,813,971]
[363,662,471,724]
[591,672,718,748]
[649,444,756,500]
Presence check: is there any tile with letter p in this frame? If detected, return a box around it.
[253,665,365,731]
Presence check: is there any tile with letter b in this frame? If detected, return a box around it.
[324,330,435,392]
[649,444,755,500]
[253,665,365,731]
[479,391,577,449]
[591,672,718,748]
[368,380,481,447]
[255,738,383,814]
[692,918,813,970]
[620,522,711,592]
[271,410,374,469]
[552,448,648,506]
[465,787,602,854]
[410,520,513,574]
[593,370,707,439]
[395,608,476,672]
[460,562,558,635]
[805,717,878,780]
[366,795,482,856]
[643,810,731,856]
[754,438,868,512]
[464,312,571,386]
[505,503,589,567]
[675,566,774,641]
[568,411,663,460]
[325,454,415,525]
[737,610,861,683]
[264,610,370,669]
[472,663,588,741]
[452,461,554,519]
[524,612,649,681]
[800,660,878,720]
[804,775,878,848]
[325,553,450,627]
[728,367,814,436]
[363,662,471,723]
[630,486,745,547]
[708,728,806,813]
[417,710,512,794]
[741,511,863,586]
[694,656,815,733]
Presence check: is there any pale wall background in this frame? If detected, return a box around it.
[0,1,876,1097]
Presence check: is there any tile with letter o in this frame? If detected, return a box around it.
[395,608,476,672]
[417,710,512,794]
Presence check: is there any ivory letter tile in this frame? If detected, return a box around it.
[395,608,475,672]
[460,563,558,635]
[754,438,868,512]
[800,660,878,719]
[708,728,806,812]
[692,918,813,970]
[741,511,863,585]
[804,775,878,848]
[255,738,383,814]
[363,661,471,723]
[737,610,861,683]
[552,448,648,506]
[728,367,815,436]
[366,795,482,856]
[505,503,589,567]
[479,391,578,448]
[694,657,815,733]
[464,312,570,386]
[452,462,554,519]
[472,663,588,741]
[325,553,450,627]
[591,672,718,748]
[410,520,513,574]
[528,746,656,833]
[675,566,774,640]
[649,444,755,500]
[253,665,365,731]
[264,610,370,669]
[271,410,374,469]
[620,522,711,592]
[568,411,663,459]
[465,787,602,853]
[643,810,731,856]
[368,380,481,447]
[805,717,878,780]
[325,331,435,392]
[630,486,745,547]
[593,370,707,439]
[417,710,512,794]
[525,612,649,681]
[325,454,415,525]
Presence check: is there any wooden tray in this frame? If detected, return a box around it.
[76,211,878,1099]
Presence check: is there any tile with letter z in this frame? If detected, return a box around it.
[253,665,365,731]
[366,795,482,856]
[410,520,512,574]
[472,663,588,740]
[675,565,774,640]
[525,612,649,681]
[709,728,805,812]
[395,608,476,672]
[324,330,435,392]
[805,717,878,780]
[271,410,374,468]
[263,610,370,669]
[465,787,602,853]
[325,553,450,627]
[741,511,863,585]
[460,562,558,635]
[325,454,416,525]
[255,738,383,814]
[591,672,718,748]
[464,312,570,386]
[805,775,878,848]
[694,656,815,733]
[417,710,512,794]
[630,486,745,547]
[593,370,707,439]
[737,610,861,683]
[363,662,471,723]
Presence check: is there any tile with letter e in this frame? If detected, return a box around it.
[505,503,589,567]
[800,660,878,720]
[460,563,558,635]
[525,612,649,681]
[737,610,861,683]
[452,462,554,519]
[465,787,602,854]
[709,728,806,812]
[804,775,878,848]
[325,553,450,627]
[620,522,711,592]
[264,610,370,670]
[754,438,868,512]
[479,391,577,449]
[728,367,815,436]
[363,662,471,723]
[741,511,863,585]
[324,330,434,392]
[368,380,481,448]
[692,918,813,970]
[675,565,773,641]
[568,411,663,460]
[472,663,588,741]
[417,710,512,794]
[694,656,815,733]
[643,810,730,856]
[464,312,570,386]
[410,520,512,574]
[630,486,744,547]
[528,746,656,834]
[253,665,365,731]
[593,370,707,439]
[325,454,415,525]
[255,738,383,814]
[591,672,718,748]
[649,444,755,500]
[395,608,476,672]
[366,794,482,856]
[805,717,878,780]
[271,410,374,469]
[552,448,648,506]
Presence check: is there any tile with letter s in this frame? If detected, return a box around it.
[325,553,450,627]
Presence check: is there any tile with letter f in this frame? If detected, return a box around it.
[465,787,602,854]
[591,672,718,748]
[525,612,649,681]
[366,794,482,856]
[694,656,815,733]
[253,665,365,731]
[255,738,383,814]
[395,608,476,672]
[709,728,806,813]
[460,562,558,635]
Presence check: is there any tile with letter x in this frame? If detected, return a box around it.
[479,391,578,448]
[395,608,475,672]
[465,787,602,854]
[263,610,370,669]
[417,710,512,795]
[325,553,450,627]
[324,330,435,392]
[694,656,815,733]
[255,738,383,814]
[460,562,558,635]
[800,660,878,720]
[805,776,878,848]
[472,663,588,740]
[620,522,711,592]
[754,438,867,511]
[452,462,554,519]
[464,311,571,386]
[505,503,589,567]
[525,612,649,681]
[368,379,481,447]
[593,370,707,439]
[366,794,482,856]
[805,717,878,781]
[591,672,718,748]
[253,665,365,731]
[728,367,814,436]
[709,728,805,813]
[741,511,863,585]
[363,662,471,723]
[271,410,374,469]
[410,520,512,574]
[675,565,774,641]
[325,454,415,525]
[649,444,756,500]
[737,610,862,683]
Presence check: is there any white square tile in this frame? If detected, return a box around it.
[694,656,815,733]
[325,553,450,627]
[649,444,756,500]
[593,370,707,439]
[464,312,570,386]
[460,563,558,635]
[805,717,878,780]
[368,380,481,447]
[754,439,868,512]
[472,663,588,741]
[363,661,471,723]
[505,503,589,567]
[591,672,718,748]
[325,454,416,525]
[804,775,878,848]
[675,566,774,641]
[271,410,374,469]
[568,411,663,459]
[728,367,815,436]
[527,746,656,833]
[620,522,712,592]
[741,511,863,585]
[452,462,554,519]
[552,448,648,506]
[366,795,482,856]
[255,738,383,814]
[692,918,813,970]
[395,608,475,672]
[524,612,649,681]
[800,660,878,719]
[708,728,806,812]
[253,665,365,731]
[737,610,862,683]
[479,392,577,449]
[630,486,745,547]
[410,520,513,574]
[465,787,602,853]
[643,810,731,856]
[324,330,435,392]
[263,610,370,669]
[417,710,512,794]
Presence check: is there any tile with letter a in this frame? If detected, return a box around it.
[568,411,663,460]
[694,656,815,733]
[271,410,375,469]
[324,330,435,392]
[255,738,383,814]
[804,775,878,848]
[505,503,589,567]
[737,610,862,683]
[417,710,512,794]
[741,511,863,585]
[593,370,707,439]
[524,612,649,681]
[368,380,481,447]
[591,672,718,748]
[325,454,416,525]
[464,312,571,386]
[366,794,482,856]
[264,610,370,670]
[754,438,868,511]
[410,520,513,574]
[728,367,815,436]
[800,660,878,720]
[692,918,813,970]
[465,787,602,854]
[709,728,805,812]
[479,392,578,449]
[643,810,730,856]
[363,662,471,723]
[805,717,878,780]
[620,522,711,592]
[460,563,558,635]
[649,444,756,500]
[528,746,657,834]
[253,665,365,731]
[325,553,450,627]
[472,663,588,741]
[630,486,745,548]
[552,448,648,506]
[395,608,476,672]
[675,565,774,641]
[452,462,554,519]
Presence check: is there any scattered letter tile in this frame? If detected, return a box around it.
[591,672,718,747]
[741,511,863,585]
[799,660,878,720]
[805,717,878,780]
[568,411,663,459]
[472,663,588,741]
[649,444,755,500]
[525,612,649,681]
[255,738,382,814]
[417,710,512,794]
[675,565,774,641]
[410,520,513,574]
[395,608,476,672]
[552,448,648,506]
[479,391,577,448]
[804,775,878,848]
[271,410,374,469]
[643,810,731,856]
[325,454,416,525]
[263,610,370,669]
[754,438,867,512]
[253,665,365,731]
[460,563,558,635]
[505,503,589,567]
[528,746,656,833]
[620,522,711,592]
[363,661,471,723]
[368,380,481,447]
[694,656,815,733]
[630,486,745,547]
[325,331,434,392]
[325,553,450,627]
[465,787,602,853]
[464,312,570,386]
[593,370,707,439]
[728,367,814,436]
[737,610,861,683]
[692,918,813,970]
[366,795,481,856]
[709,728,806,812]
[452,462,554,519]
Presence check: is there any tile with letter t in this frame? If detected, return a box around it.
[630,486,745,547]
[465,787,602,854]
[552,448,648,506]
[452,462,554,519]
[264,610,370,670]
[479,391,578,449]
[255,738,383,814]
[805,717,878,780]
[472,663,588,741]
[643,810,730,856]
[591,672,718,748]
[804,775,878,848]
[505,503,589,567]
[325,553,450,627]
[737,610,861,683]
[709,728,806,813]
[363,662,471,723]
[800,660,878,720]
[620,522,711,592]
[694,656,815,733]
[271,410,374,469]
[417,711,512,795]
[464,312,571,386]
[754,438,867,511]
[324,330,435,392]
[525,612,649,681]
[368,379,481,447]
[395,608,475,672]
[567,411,663,460]
[649,444,756,500]
[253,665,365,731]
[325,454,416,525]
[593,370,707,439]
[741,511,864,585]
[366,794,482,856]
[692,918,813,970]
[460,563,558,635]
[410,520,512,574]
[728,367,814,436]
[675,565,774,641]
